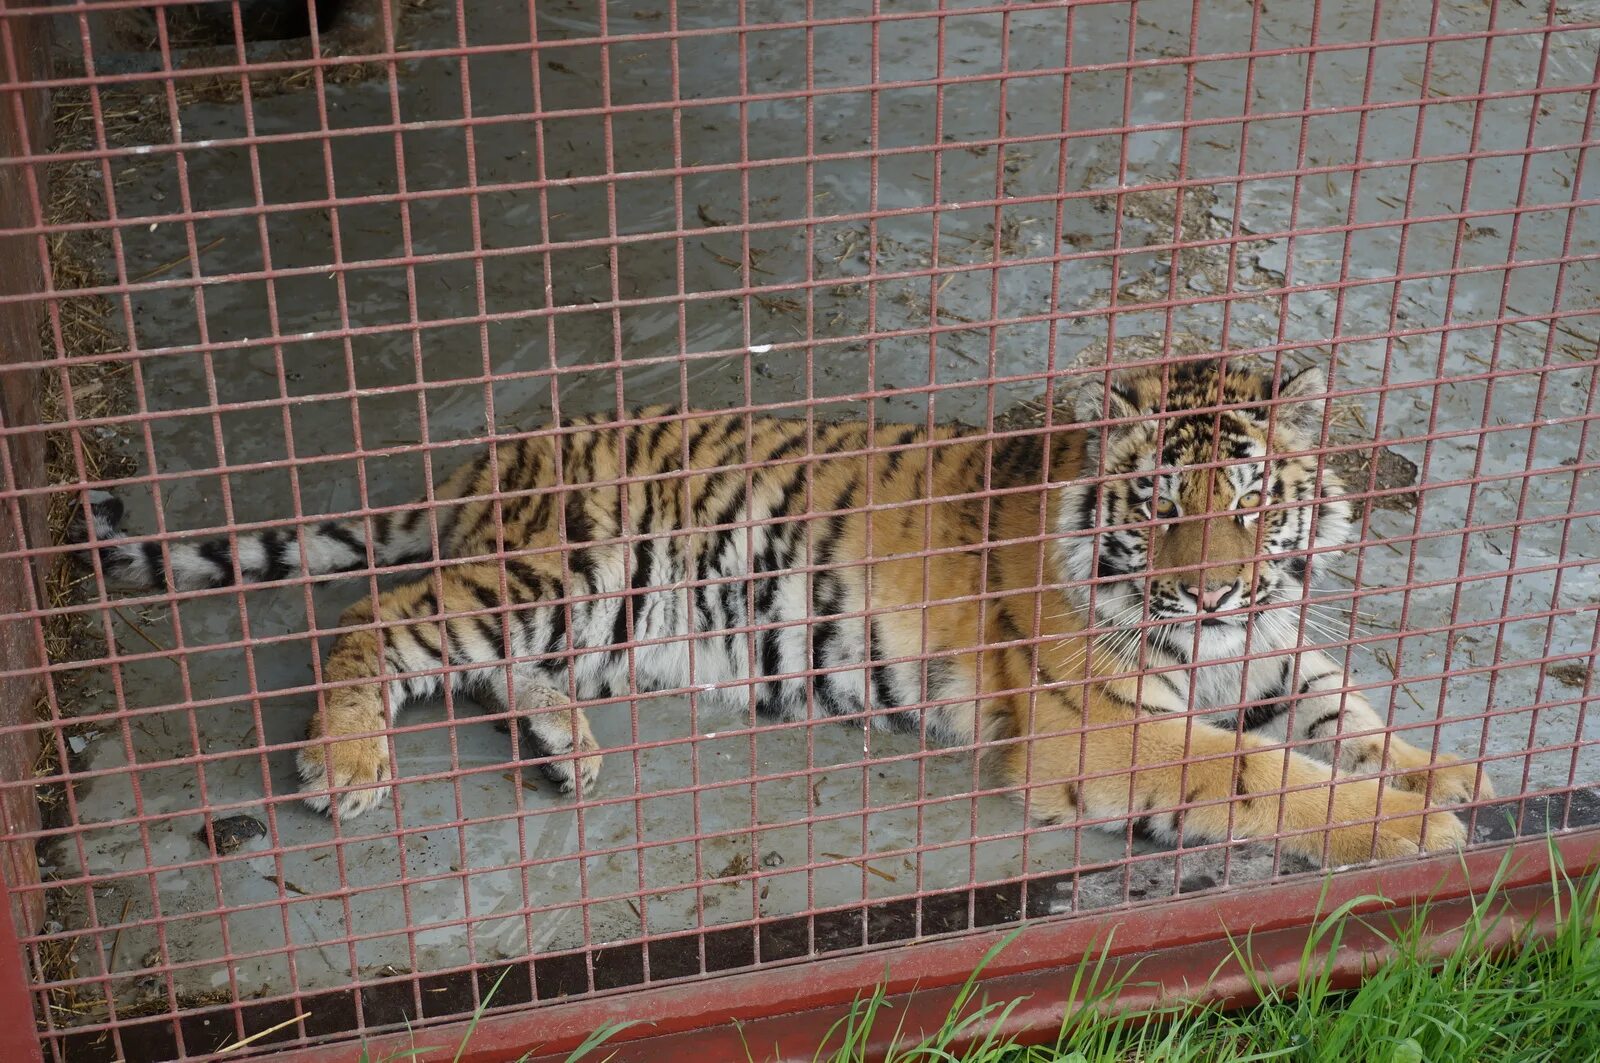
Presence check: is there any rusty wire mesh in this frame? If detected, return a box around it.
[0,0,1598,1059]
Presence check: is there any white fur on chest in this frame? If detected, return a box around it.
[1111,621,1299,715]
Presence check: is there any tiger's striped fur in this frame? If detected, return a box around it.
[74,360,1488,864]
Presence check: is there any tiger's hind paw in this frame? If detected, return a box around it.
[517,686,603,797]
[551,730,604,797]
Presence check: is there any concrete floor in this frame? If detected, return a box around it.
[49,0,1600,1013]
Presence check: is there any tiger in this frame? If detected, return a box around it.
[71,358,1489,865]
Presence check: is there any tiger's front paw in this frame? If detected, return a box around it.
[1343,737,1494,805]
[1390,753,1494,804]
[297,715,392,819]
[1324,787,1467,865]
[1386,803,1469,857]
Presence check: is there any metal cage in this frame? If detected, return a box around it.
[0,0,1597,1059]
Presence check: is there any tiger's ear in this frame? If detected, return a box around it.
[1072,373,1144,429]
[1271,365,1327,432]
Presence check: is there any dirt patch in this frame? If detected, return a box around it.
[993,331,1220,434]
[1546,662,1594,690]
[1324,442,1421,515]
[1070,177,1284,309]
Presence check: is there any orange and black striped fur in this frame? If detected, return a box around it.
[75,360,1489,864]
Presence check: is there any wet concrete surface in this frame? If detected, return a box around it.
[45,0,1600,1018]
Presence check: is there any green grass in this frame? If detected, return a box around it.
[812,858,1600,1063]
[373,855,1599,1063]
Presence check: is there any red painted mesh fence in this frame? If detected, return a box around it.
[0,0,1598,1059]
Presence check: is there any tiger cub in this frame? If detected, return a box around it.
[73,359,1488,864]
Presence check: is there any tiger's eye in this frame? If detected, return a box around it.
[1236,490,1263,509]
[1153,497,1178,518]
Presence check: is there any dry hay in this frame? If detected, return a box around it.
[35,82,151,718]
[26,1,441,1018]
[32,0,436,995]
[28,83,143,1027]
[29,80,267,1028]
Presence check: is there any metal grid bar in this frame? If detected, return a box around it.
[0,0,1596,1059]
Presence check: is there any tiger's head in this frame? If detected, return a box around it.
[1054,359,1353,660]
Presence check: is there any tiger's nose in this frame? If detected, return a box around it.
[1182,582,1237,611]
